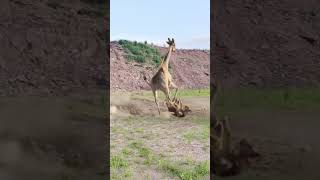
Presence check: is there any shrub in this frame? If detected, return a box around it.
[135,55,145,63]
[118,39,162,65]
[153,55,161,64]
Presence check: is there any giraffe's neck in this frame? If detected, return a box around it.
[162,46,173,69]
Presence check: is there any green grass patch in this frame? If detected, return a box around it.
[121,148,133,156]
[177,88,210,97]
[127,141,209,179]
[188,116,210,126]
[110,151,133,180]
[111,126,120,133]
[138,88,210,98]
[182,116,210,144]
[111,155,128,169]
[183,125,209,144]
[129,141,154,165]
[134,127,144,133]
[118,39,162,65]
[158,159,209,180]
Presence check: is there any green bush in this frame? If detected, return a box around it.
[153,55,161,64]
[118,39,162,65]
[135,55,145,63]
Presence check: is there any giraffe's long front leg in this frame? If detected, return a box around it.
[170,82,179,99]
[165,86,171,101]
[153,90,160,115]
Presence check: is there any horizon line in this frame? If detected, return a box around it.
[110,39,210,51]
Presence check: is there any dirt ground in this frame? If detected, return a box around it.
[214,109,320,179]
[0,94,107,180]
[110,92,210,180]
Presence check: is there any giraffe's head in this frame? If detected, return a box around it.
[166,38,176,52]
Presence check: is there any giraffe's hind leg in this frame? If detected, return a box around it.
[163,86,171,101]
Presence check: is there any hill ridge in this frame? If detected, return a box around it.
[110,41,210,91]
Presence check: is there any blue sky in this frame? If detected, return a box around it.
[110,0,210,49]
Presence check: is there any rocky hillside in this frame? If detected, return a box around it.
[0,0,106,96]
[212,0,320,88]
[110,41,210,91]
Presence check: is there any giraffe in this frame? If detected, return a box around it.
[143,38,179,115]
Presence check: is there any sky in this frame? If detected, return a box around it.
[110,0,210,49]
